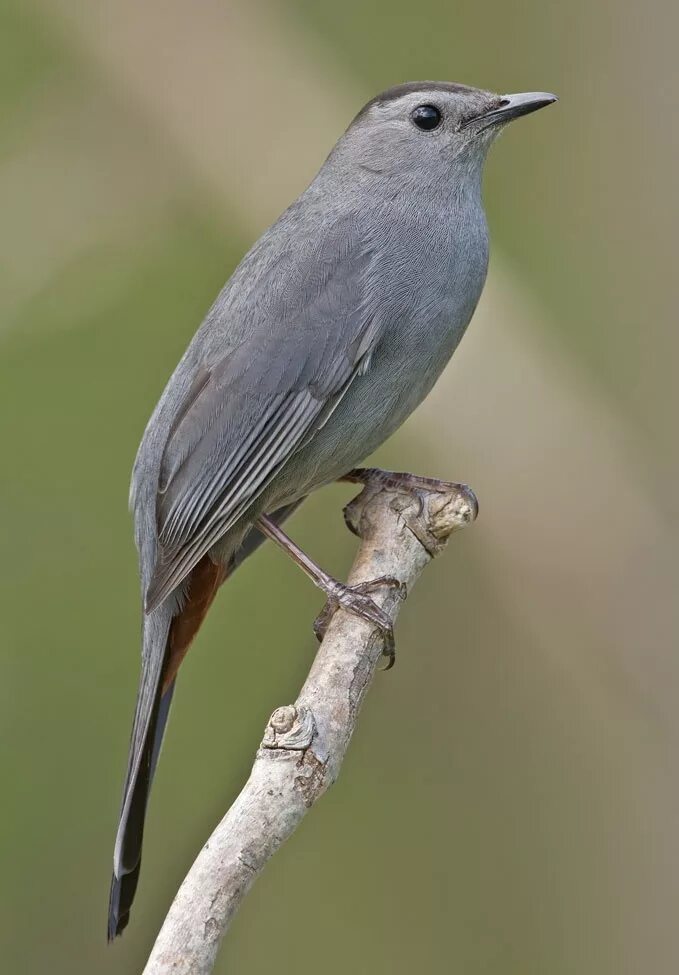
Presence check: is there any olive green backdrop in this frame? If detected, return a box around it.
[2,1,678,972]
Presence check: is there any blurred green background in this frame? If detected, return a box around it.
[2,0,678,972]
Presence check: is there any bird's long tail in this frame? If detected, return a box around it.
[108,554,225,941]
[108,675,175,940]
[107,499,305,940]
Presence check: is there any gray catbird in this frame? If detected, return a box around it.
[108,80,556,939]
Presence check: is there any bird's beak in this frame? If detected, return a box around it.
[473,91,558,128]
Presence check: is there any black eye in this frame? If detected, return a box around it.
[411,104,442,131]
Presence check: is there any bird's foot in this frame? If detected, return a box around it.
[340,467,478,535]
[313,576,405,669]
[342,467,477,513]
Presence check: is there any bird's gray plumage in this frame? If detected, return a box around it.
[109,80,556,938]
[145,224,384,610]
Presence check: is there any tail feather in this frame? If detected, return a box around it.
[108,499,307,940]
[108,679,175,940]
[108,853,140,940]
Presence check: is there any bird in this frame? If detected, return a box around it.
[108,80,556,940]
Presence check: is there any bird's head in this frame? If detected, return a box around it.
[331,81,557,187]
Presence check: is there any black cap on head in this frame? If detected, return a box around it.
[353,80,487,124]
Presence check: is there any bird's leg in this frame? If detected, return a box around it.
[340,467,479,522]
[256,514,401,668]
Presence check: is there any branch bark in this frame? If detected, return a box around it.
[142,477,478,975]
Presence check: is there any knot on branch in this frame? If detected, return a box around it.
[261,705,316,750]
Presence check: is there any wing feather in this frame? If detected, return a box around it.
[160,399,276,543]
[141,233,382,613]
[145,383,348,612]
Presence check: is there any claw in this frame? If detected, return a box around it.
[340,467,478,533]
[256,511,407,671]
[343,467,466,497]
[312,576,404,669]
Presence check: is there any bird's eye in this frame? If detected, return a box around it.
[411,104,442,131]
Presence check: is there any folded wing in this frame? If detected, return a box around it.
[145,241,382,612]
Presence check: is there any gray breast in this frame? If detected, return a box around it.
[272,203,489,499]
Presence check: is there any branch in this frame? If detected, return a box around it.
[142,477,478,975]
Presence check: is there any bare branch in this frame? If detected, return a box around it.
[142,477,477,975]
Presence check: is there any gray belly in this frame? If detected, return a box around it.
[265,305,472,508]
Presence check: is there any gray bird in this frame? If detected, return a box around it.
[108,80,556,939]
